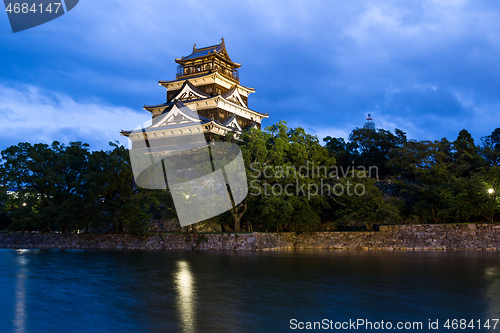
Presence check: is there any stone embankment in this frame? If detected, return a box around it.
[1,223,500,251]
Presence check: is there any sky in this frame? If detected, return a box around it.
[1,0,500,151]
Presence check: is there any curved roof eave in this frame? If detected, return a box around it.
[169,80,210,102]
[158,74,256,94]
[143,102,172,111]
[175,43,241,68]
[217,95,269,118]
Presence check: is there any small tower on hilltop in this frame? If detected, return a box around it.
[363,114,375,130]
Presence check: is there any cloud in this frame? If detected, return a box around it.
[2,0,500,147]
[0,83,148,151]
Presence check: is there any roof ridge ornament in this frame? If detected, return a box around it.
[221,37,224,46]
[193,43,197,52]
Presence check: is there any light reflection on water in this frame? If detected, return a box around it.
[175,260,196,333]
[13,250,27,333]
[484,266,500,320]
[0,250,500,332]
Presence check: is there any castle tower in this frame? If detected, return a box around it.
[121,38,268,150]
[363,114,375,130]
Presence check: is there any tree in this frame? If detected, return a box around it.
[0,186,12,230]
[481,128,500,166]
[0,141,154,235]
[328,172,401,229]
[0,142,88,232]
[323,136,358,168]
[451,129,484,177]
[347,128,405,178]
[473,166,500,222]
[240,121,335,232]
[387,140,434,181]
[82,143,151,234]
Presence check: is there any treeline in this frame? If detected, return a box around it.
[323,126,500,226]
[0,122,499,234]
[227,122,500,231]
[0,142,174,234]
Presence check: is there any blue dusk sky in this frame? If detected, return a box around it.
[1,0,500,151]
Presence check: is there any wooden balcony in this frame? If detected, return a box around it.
[177,65,239,83]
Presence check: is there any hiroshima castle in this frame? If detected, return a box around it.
[121,38,269,150]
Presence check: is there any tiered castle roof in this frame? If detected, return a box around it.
[121,39,268,150]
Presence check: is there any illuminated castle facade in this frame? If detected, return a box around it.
[121,38,268,148]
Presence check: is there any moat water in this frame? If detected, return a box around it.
[1,249,499,332]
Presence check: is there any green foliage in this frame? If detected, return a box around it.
[329,173,402,228]
[238,121,335,231]
[323,136,358,167]
[481,128,500,166]
[2,124,500,233]
[349,128,406,178]
[0,141,90,232]
[0,141,161,235]
[324,126,500,225]
[0,185,12,230]
[451,129,485,177]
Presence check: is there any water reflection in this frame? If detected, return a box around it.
[175,260,196,333]
[14,250,28,333]
[3,250,500,332]
[484,266,500,319]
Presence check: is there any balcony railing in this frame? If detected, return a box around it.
[176,65,183,78]
[176,66,240,83]
[232,69,239,81]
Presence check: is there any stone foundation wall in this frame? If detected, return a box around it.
[1,223,500,251]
